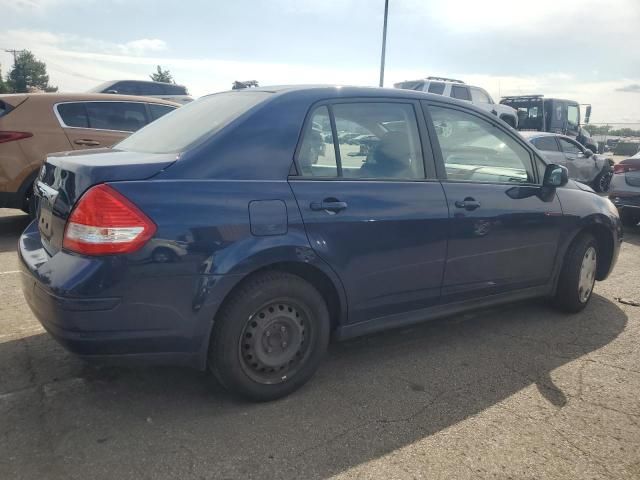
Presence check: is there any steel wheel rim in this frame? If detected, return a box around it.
[238,299,313,385]
[578,246,597,303]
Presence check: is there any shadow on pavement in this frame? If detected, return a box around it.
[0,210,30,254]
[0,294,627,479]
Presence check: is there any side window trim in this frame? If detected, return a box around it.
[326,104,343,177]
[291,97,436,181]
[422,100,540,185]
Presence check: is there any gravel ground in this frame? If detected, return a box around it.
[1,207,639,480]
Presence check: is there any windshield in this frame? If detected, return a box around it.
[116,91,271,154]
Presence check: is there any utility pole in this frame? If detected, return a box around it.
[4,49,24,64]
[379,0,389,87]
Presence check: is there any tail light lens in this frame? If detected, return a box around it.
[0,131,33,144]
[613,163,639,174]
[63,184,156,255]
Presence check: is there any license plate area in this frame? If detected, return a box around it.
[35,181,59,244]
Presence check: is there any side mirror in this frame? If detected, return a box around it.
[585,105,591,124]
[543,164,569,188]
[584,149,593,158]
[106,89,118,94]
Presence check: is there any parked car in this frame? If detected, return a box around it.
[89,80,193,104]
[521,131,614,192]
[0,93,179,214]
[394,76,519,128]
[609,151,640,226]
[20,86,621,402]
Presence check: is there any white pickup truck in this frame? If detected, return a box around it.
[394,76,519,128]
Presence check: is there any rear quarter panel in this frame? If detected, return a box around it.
[93,179,344,359]
[0,97,71,193]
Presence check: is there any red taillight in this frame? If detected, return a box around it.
[0,131,33,144]
[614,163,639,174]
[63,184,156,255]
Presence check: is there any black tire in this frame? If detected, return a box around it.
[21,183,36,218]
[209,271,330,401]
[554,234,598,313]
[592,170,611,193]
[620,209,640,228]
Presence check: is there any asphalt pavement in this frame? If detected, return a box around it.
[1,207,639,479]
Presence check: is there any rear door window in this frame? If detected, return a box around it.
[532,136,560,152]
[427,82,446,95]
[297,102,425,180]
[148,103,177,121]
[297,106,338,177]
[85,102,149,132]
[450,86,472,101]
[56,103,89,128]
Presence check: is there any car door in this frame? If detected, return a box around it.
[289,100,449,325]
[58,101,148,150]
[424,101,564,302]
[557,136,596,183]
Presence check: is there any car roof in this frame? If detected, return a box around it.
[519,131,578,142]
[0,92,181,107]
[203,84,478,106]
[519,131,558,139]
[92,79,189,89]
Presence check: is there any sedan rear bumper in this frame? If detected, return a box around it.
[18,221,234,369]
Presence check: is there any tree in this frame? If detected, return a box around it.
[6,50,57,93]
[150,65,174,83]
[0,65,7,94]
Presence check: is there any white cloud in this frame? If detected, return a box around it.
[1,28,638,124]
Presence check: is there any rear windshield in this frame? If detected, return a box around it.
[115,91,271,154]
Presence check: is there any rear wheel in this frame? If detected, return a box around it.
[554,234,598,313]
[620,208,640,228]
[209,271,330,401]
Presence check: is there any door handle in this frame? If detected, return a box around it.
[310,199,348,213]
[74,139,100,146]
[455,197,481,211]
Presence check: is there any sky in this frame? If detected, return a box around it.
[1,0,639,124]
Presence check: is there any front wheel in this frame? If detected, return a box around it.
[209,271,330,401]
[554,234,598,313]
[593,170,612,193]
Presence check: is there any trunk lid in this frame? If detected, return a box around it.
[35,148,177,255]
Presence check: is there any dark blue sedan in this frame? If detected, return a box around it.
[19,86,622,401]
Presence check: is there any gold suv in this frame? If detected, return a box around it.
[0,92,179,213]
